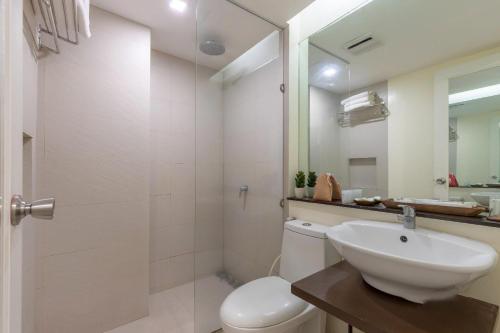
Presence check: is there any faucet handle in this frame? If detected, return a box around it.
[398,204,416,217]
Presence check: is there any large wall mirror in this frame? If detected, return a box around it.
[298,0,500,203]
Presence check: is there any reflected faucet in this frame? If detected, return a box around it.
[397,205,416,229]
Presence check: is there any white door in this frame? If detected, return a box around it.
[1,0,24,332]
[0,1,56,333]
[490,116,500,184]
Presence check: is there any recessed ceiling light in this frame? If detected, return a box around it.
[323,68,337,77]
[449,84,500,104]
[169,0,187,13]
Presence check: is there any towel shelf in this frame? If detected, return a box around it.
[24,0,80,60]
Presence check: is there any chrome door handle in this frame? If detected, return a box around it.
[435,177,447,185]
[11,195,55,226]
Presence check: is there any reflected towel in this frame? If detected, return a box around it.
[76,0,91,38]
[343,100,374,112]
[341,91,374,105]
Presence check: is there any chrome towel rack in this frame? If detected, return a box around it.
[24,0,79,60]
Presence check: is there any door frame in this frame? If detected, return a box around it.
[433,50,500,199]
[1,0,24,332]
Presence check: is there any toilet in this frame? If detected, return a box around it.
[220,220,339,333]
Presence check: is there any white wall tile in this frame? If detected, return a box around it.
[150,226,170,262]
[195,250,223,278]
[150,194,172,230]
[167,223,195,257]
[35,7,150,333]
[169,253,195,286]
[150,51,223,294]
[222,55,284,283]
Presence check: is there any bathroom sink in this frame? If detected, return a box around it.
[470,192,500,207]
[327,220,497,303]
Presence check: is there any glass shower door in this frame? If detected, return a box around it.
[195,1,285,332]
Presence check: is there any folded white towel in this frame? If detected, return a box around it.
[76,0,91,38]
[343,95,376,107]
[397,198,478,208]
[343,100,374,112]
[341,91,374,105]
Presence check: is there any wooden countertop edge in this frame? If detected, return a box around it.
[291,262,499,333]
[291,284,386,333]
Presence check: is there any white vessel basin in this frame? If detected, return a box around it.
[327,220,497,303]
[470,192,500,207]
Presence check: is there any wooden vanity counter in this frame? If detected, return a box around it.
[291,261,498,333]
[287,197,500,228]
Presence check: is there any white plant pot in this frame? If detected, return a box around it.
[295,187,305,199]
[307,186,315,198]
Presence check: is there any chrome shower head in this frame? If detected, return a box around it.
[199,40,225,56]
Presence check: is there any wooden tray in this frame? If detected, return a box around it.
[383,199,487,217]
[354,198,382,206]
[487,215,500,222]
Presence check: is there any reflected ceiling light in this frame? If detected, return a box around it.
[449,83,500,104]
[169,0,187,13]
[323,68,337,77]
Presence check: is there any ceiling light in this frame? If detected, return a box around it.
[449,84,500,104]
[169,0,187,13]
[323,68,337,77]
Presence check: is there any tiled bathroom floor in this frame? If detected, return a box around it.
[105,275,234,333]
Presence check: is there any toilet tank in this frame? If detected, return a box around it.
[279,220,341,283]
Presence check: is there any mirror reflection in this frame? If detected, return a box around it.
[448,68,500,188]
[307,44,388,197]
[299,0,500,207]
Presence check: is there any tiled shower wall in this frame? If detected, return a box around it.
[222,52,284,284]
[150,51,224,293]
[35,7,151,333]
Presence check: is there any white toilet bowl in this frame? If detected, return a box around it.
[220,276,321,333]
[219,220,338,333]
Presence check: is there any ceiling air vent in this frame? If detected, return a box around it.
[344,34,378,55]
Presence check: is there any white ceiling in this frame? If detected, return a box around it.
[90,0,313,69]
[449,67,500,117]
[309,0,500,94]
[230,0,315,27]
[450,67,500,94]
[308,45,349,94]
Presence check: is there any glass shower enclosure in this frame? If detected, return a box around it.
[194,1,285,331]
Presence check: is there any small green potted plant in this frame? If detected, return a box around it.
[294,170,306,199]
[307,171,317,198]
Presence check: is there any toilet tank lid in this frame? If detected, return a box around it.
[285,220,328,239]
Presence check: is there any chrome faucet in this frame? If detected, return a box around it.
[397,205,416,229]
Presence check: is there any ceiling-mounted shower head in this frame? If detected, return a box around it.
[199,40,226,56]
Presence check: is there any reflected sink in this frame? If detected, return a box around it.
[471,192,500,207]
[327,220,497,303]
